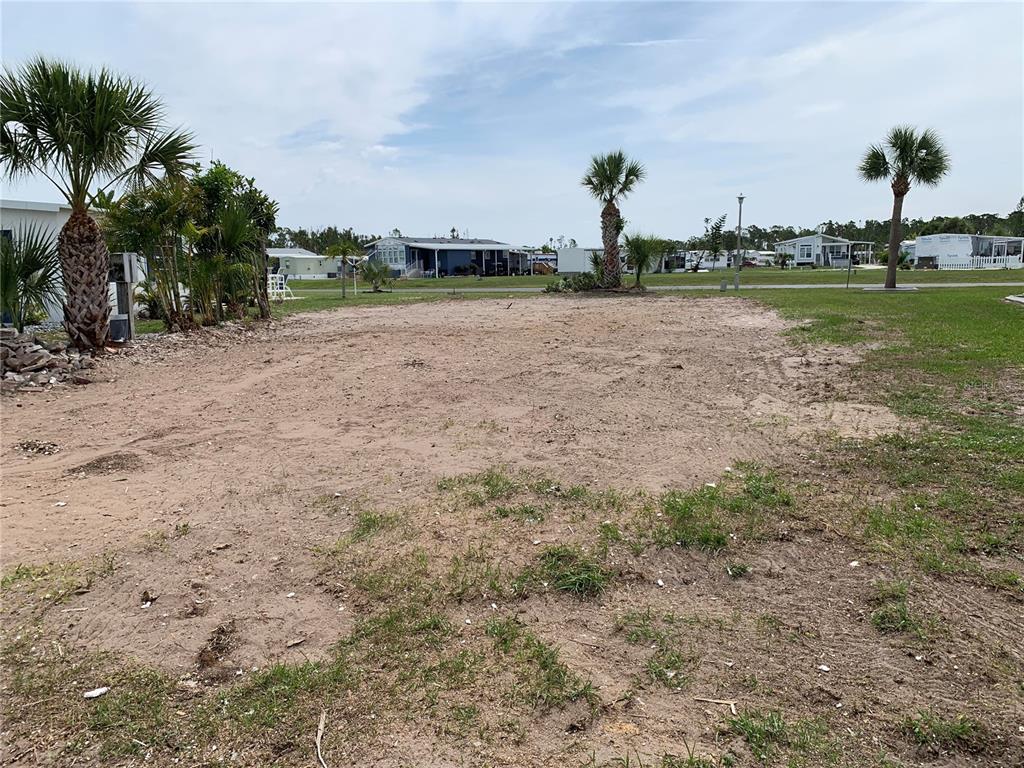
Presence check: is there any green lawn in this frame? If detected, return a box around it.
[760,287,1023,585]
[290,268,1024,291]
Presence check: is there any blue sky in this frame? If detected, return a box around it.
[2,1,1021,246]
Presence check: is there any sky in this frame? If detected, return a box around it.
[2,1,1022,247]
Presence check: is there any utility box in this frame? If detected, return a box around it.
[108,252,139,342]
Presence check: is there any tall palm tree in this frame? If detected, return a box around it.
[581,150,646,289]
[1,57,195,348]
[859,126,949,289]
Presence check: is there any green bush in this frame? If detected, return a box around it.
[544,272,598,293]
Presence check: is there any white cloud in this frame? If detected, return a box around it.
[1,1,1020,244]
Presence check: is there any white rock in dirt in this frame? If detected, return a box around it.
[817,664,830,672]
[83,686,109,699]
[656,579,665,588]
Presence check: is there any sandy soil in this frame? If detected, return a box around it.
[9,296,1020,767]
[1,294,898,669]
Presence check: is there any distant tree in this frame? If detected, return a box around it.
[327,241,362,298]
[698,214,727,272]
[390,227,402,238]
[859,125,950,289]
[0,57,195,348]
[581,150,646,288]
[1010,197,1024,237]
[568,238,577,248]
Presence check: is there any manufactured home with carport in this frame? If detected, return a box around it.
[901,234,1023,270]
[774,234,874,268]
[366,236,518,277]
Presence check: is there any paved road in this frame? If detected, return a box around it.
[390,282,1024,294]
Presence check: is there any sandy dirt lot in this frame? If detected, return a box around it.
[3,296,1020,767]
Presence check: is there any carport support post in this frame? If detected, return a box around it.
[846,244,853,289]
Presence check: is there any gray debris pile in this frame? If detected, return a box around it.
[1,328,95,390]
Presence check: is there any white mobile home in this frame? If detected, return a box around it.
[556,247,604,275]
[774,234,873,268]
[903,234,1023,270]
[269,248,340,279]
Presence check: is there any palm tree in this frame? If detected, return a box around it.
[327,241,362,298]
[1,224,62,332]
[0,57,195,348]
[859,126,950,289]
[360,258,392,292]
[623,233,660,288]
[581,150,646,289]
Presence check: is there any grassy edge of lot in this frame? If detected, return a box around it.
[290,267,1024,292]
[759,286,1024,589]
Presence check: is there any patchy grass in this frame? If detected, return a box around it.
[869,580,926,637]
[438,467,519,505]
[902,710,984,754]
[729,709,841,765]
[350,509,399,542]
[725,563,751,579]
[516,544,612,598]
[729,709,789,762]
[646,466,793,551]
[485,617,597,709]
[446,544,505,601]
[492,503,545,523]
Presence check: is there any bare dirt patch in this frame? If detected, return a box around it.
[65,451,144,477]
[7,296,1018,767]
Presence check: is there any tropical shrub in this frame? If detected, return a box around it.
[0,224,62,332]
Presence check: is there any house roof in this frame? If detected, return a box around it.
[267,247,325,258]
[1,198,71,212]
[368,237,512,251]
[773,234,851,245]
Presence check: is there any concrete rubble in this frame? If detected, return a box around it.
[0,327,95,391]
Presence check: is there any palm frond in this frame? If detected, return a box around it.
[858,144,891,181]
[911,128,950,186]
[0,56,198,207]
[581,149,645,204]
[886,124,919,175]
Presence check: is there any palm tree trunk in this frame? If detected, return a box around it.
[58,207,110,350]
[885,192,906,290]
[600,201,622,289]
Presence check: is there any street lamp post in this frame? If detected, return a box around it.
[733,194,745,290]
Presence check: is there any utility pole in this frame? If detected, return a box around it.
[734,194,745,290]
